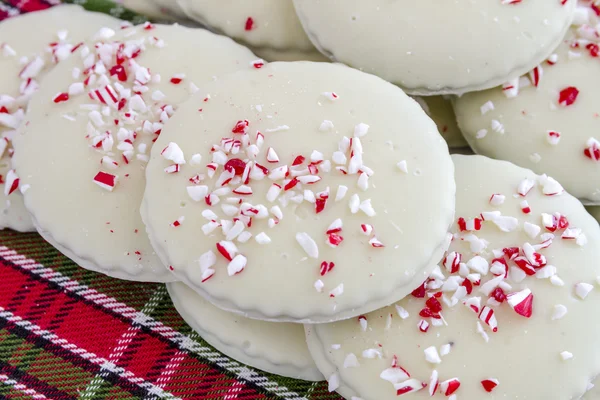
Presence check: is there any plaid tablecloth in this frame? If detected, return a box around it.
[0,2,341,398]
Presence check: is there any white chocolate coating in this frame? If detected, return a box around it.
[167,282,323,381]
[454,4,600,205]
[412,96,468,149]
[12,24,256,281]
[0,5,122,232]
[142,61,455,322]
[293,0,575,95]
[176,0,316,57]
[306,155,600,399]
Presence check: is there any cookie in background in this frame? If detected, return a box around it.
[294,0,576,95]
[12,23,256,282]
[454,1,600,205]
[0,5,123,232]
[176,0,325,61]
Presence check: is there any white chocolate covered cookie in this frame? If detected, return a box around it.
[454,2,600,204]
[306,155,600,399]
[0,5,122,232]
[176,0,321,61]
[412,96,468,149]
[167,282,322,381]
[142,61,455,322]
[12,23,256,281]
[293,0,576,95]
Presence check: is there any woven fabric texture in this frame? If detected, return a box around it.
[0,1,342,398]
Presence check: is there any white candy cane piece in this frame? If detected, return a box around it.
[227,254,247,276]
[296,232,319,258]
[574,282,594,299]
[161,142,186,164]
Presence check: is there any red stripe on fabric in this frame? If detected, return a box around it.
[116,333,175,379]
[0,256,276,399]
[6,0,50,13]
[0,262,130,359]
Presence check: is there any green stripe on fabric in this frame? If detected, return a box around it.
[61,0,149,24]
[0,327,95,398]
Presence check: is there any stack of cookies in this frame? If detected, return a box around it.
[1,1,599,398]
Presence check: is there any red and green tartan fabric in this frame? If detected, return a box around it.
[0,2,342,399]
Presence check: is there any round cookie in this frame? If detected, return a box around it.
[176,0,321,61]
[142,61,455,322]
[293,0,576,95]
[306,154,600,399]
[12,23,256,281]
[412,96,468,149]
[0,5,123,232]
[168,281,323,381]
[454,2,600,204]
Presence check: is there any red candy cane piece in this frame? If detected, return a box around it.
[584,138,600,161]
[53,92,69,103]
[251,59,265,69]
[216,240,238,261]
[558,86,579,106]
[440,378,460,396]
[428,370,439,396]
[478,306,498,332]
[93,171,118,192]
[394,379,426,396]
[360,224,373,235]
[529,65,543,87]
[170,216,184,227]
[232,119,249,134]
[443,251,461,273]
[170,74,185,84]
[4,170,19,196]
[327,233,344,247]
[319,261,335,276]
[507,288,533,318]
[481,378,499,393]
[326,219,343,234]
[244,17,254,31]
[224,158,246,176]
